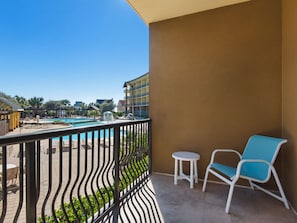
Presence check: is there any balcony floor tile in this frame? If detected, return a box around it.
[150,173,297,223]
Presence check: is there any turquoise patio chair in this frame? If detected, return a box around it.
[202,135,289,213]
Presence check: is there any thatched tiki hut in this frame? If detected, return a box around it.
[0,97,24,135]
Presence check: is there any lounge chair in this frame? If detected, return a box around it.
[202,135,289,213]
[45,147,56,154]
[0,166,19,189]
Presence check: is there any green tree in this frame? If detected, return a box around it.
[28,97,44,116]
[44,100,59,117]
[60,99,71,107]
[88,110,99,119]
[75,102,89,116]
[60,99,71,117]
[44,99,71,117]
[0,92,14,100]
[14,95,29,108]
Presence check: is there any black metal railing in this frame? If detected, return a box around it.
[0,119,162,222]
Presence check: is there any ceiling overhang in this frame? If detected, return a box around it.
[126,0,251,24]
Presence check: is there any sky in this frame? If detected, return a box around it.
[0,0,148,105]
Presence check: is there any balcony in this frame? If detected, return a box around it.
[0,119,296,222]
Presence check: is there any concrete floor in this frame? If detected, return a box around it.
[1,172,297,222]
[150,173,297,223]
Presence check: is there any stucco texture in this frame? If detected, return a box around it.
[150,0,281,171]
[282,0,297,210]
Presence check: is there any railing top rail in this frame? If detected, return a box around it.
[0,118,151,146]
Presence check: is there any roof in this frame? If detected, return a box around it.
[0,97,24,112]
[123,72,149,87]
[126,0,250,24]
[117,100,126,106]
[90,105,100,111]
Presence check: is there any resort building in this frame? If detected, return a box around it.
[74,101,83,108]
[73,101,84,110]
[123,72,149,118]
[0,97,23,135]
[117,100,126,113]
[96,99,113,105]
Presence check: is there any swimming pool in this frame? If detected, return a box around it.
[49,118,127,140]
[59,129,114,141]
[52,120,122,140]
[45,117,97,124]
[71,121,102,127]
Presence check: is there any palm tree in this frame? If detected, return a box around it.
[44,100,59,117]
[28,97,44,116]
[60,99,71,117]
[14,95,29,108]
[88,110,100,119]
[60,99,71,107]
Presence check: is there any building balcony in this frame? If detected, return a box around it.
[0,119,296,222]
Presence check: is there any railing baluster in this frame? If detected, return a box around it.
[69,134,80,220]
[89,130,99,222]
[41,139,53,222]
[113,125,120,222]
[52,137,64,222]
[25,141,37,222]
[13,144,24,223]
[82,131,93,220]
[36,140,41,200]
[148,121,152,174]
[61,135,72,222]
[70,134,81,219]
[96,129,107,216]
[0,146,7,222]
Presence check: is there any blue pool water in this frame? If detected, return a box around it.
[51,119,122,140]
[59,129,114,141]
[45,117,96,124]
[72,121,102,127]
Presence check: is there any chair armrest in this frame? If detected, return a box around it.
[237,159,271,168]
[210,149,242,164]
[235,159,272,179]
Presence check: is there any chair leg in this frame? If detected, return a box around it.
[271,167,290,209]
[248,180,254,189]
[202,166,210,192]
[225,183,235,214]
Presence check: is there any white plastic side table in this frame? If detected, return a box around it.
[172,151,200,189]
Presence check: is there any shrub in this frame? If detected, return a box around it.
[39,156,148,222]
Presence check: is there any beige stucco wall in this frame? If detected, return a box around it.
[149,0,282,182]
[282,0,297,210]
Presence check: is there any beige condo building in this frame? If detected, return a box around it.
[123,73,149,118]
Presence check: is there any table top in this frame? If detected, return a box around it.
[172,151,200,160]
[0,164,17,173]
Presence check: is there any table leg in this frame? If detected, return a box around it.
[190,160,194,189]
[174,158,178,185]
[179,160,183,177]
[194,160,198,183]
